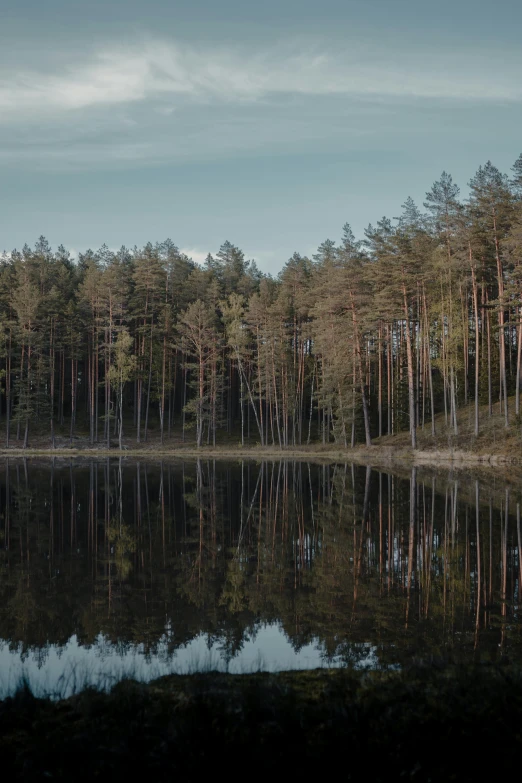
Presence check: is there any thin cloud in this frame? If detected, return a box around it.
[180,247,210,265]
[0,38,520,119]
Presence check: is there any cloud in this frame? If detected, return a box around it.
[1,36,520,172]
[180,247,209,265]
[1,37,520,120]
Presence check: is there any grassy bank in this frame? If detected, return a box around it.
[0,396,522,469]
[1,666,521,780]
[0,444,518,469]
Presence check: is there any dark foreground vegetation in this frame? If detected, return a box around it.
[4,156,522,453]
[1,666,521,781]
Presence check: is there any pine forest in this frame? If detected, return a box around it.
[3,157,522,450]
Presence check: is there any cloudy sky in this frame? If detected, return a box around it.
[1,0,521,272]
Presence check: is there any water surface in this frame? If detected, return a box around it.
[0,458,520,697]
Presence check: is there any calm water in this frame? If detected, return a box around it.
[0,458,521,697]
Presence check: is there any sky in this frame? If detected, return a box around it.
[1,0,522,273]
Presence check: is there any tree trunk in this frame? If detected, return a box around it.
[119,376,124,450]
[493,214,509,427]
[422,289,435,437]
[70,358,76,444]
[160,333,166,445]
[350,294,372,447]
[486,297,492,417]
[236,352,263,444]
[378,323,383,438]
[403,285,417,449]
[95,338,99,442]
[6,331,11,448]
[470,254,480,436]
[387,324,392,436]
[144,328,153,443]
[515,307,522,416]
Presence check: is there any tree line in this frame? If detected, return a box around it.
[3,155,522,449]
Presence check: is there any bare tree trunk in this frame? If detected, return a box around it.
[70,358,76,444]
[6,330,11,448]
[182,364,187,443]
[486,298,492,417]
[236,352,263,444]
[136,335,144,443]
[197,350,205,447]
[378,323,383,438]
[387,324,392,436]
[450,364,458,435]
[104,328,110,444]
[50,321,55,448]
[307,363,315,445]
[493,215,509,427]
[403,286,417,449]
[17,344,24,442]
[461,284,468,406]
[515,307,522,416]
[144,328,153,443]
[160,333,166,445]
[471,254,480,436]
[422,290,436,438]
[350,292,372,447]
[89,338,94,444]
[119,376,124,450]
[60,349,65,426]
[95,337,99,442]
[24,345,31,449]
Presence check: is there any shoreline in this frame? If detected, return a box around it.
[0,442,520,468]
[2,666,522,778]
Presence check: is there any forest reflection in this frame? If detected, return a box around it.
[1,458,521,688]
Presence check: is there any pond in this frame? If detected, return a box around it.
[0,458,521,697]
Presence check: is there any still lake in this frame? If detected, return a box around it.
[0,458,521,697]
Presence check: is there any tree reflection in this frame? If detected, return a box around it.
[0,458,521,668]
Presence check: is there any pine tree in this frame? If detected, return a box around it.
[177,299,222,447]
[108,328,136,449]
